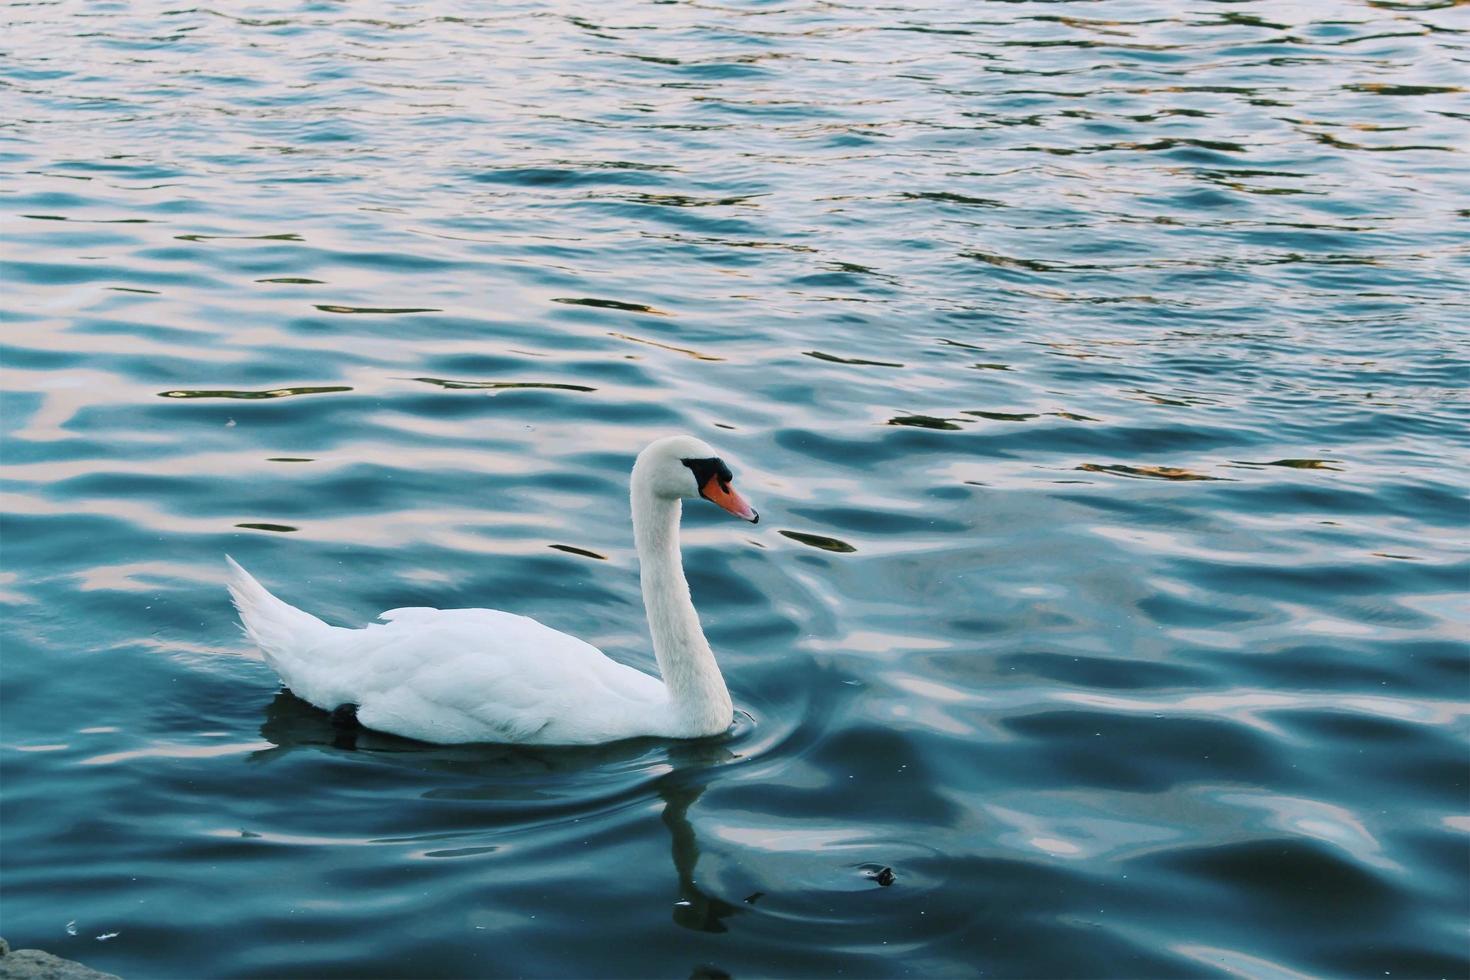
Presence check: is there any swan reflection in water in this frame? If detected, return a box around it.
[253,691,743,933]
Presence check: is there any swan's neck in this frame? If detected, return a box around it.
[631,477,732,737]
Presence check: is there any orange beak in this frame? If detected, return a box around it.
[700,474,758,523]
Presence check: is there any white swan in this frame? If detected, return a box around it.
[227,435,759,745]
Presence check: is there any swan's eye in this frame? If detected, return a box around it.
[681,456,726,491]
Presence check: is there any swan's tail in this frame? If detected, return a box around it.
[225,556,333,673]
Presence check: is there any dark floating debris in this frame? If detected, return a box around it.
[266,457,314,463]
[177,232,303,242]
[1345,83,1464,96]
[1077,463,1229,482]
[869,866,896,886]
[964,410,1038,422]
[804,350,904,368]
[106,286,160,294]
[743,892,764,905]
[1372,552,1422,561]
[256,277,324,284]
[1260,458,1343,470]
[414,377,596,393]
[553,296,669,315]
[901,190,1004,208]
[1129,388,1218,407]
[888,414,962,430]
[779,530,857,554]
[549,544,607,561]
[960,249,1053,272]
[23,213,151,223]
[158,386,352,400]
[971,362,1011,371]
[824,260,887,278]
[608,332,722,361]
[235,523,298,533]
[314,305,440,314]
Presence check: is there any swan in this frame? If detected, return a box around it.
[226,435,759,745]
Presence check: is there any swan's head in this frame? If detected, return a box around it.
[636,435,759,523]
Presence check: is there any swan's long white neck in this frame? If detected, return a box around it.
[631,466,733,737]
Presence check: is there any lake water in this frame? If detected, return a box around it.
[3,1,1468,977]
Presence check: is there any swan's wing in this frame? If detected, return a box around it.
[336,607,663,744]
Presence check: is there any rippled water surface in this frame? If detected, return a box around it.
[4,1,1469,976]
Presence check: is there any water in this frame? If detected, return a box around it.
[3,1,1468,976]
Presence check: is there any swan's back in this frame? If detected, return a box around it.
[227,559,669,744]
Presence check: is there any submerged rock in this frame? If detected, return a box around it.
[0,937,120,980]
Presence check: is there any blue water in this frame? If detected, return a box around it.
[3,1,1468,977]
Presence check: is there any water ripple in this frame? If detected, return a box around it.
[2,0,1467,977]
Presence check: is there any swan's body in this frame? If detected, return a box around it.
[227,436,759,745]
